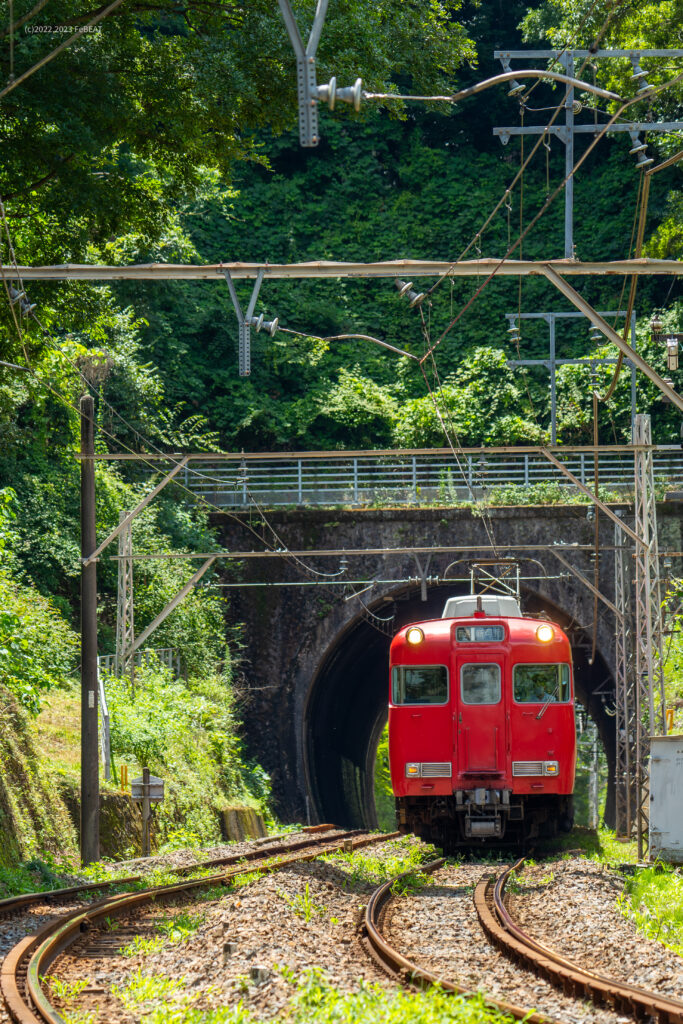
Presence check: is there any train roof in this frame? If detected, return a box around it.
[442,595,521,618]
[392,612,569,646]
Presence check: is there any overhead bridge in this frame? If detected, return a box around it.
[172,446,683,508]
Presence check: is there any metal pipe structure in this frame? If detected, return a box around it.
[115,511,134,679]
[614,512,635,838]
[493,49,683,259]
[9,258,683,280]
[541,266,683,412]
[72,443,676,461]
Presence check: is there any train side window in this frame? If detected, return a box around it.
[513,664,570,703]
[391,666,448,705]
[460,663,501,705]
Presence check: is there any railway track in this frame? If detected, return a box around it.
[362,853,683,1024]
[0,823,340,921]
[361,859,556,1024]
[2,826,397,1024]
[476,857,683,1024]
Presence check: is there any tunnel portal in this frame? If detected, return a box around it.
[216,505,682,829]
[304,583,614,829]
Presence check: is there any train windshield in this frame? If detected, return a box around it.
[513,664,571,703]
[460,663,501,704]
[391,666,448,705]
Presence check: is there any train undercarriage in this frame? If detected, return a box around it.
[396,790,574,849]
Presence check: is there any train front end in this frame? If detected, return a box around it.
[388,596,575,847]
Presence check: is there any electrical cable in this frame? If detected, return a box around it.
[277,326,418,361]
[0,261,357,589]
[419,67,683,365]
[426,0,632,285]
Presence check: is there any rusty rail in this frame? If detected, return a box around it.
[475,858,683,1024]
[0,823,340,918]
[361,859,556,1024]
[3,827,396,1024]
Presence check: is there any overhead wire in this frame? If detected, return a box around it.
[398,3,642,565]
[0,214,360,589]
[400,16,617,557]
[425,0,645,300]
[418,66,683,367]
[404,0,655,608]
[2,1,680,615]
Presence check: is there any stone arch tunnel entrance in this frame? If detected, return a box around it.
[303,583,616,830]
[217,505,679,830]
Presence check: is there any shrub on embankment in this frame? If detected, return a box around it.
[105,663,273,850]
[0,686,79,870]
[0,483,272,868]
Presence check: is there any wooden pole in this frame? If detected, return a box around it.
[141,766,151,857]
[80,394,100,864]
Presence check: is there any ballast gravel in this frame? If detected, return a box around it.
[5,843,683,1024]
[385,859,631,1024]
[508,858,683,1000]
[0,827,348,1024]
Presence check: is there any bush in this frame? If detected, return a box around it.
[106,662,272,843]
[0,487,79,715]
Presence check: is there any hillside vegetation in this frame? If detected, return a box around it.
[0,0,681,865]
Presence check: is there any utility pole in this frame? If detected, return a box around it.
[80,394,99,865]
[494,48,683,258]
[115,510,134,680]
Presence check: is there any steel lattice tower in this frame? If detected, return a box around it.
[115,510,134,677]
[633,414,667,857]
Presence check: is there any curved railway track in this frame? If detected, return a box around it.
[362,854,683,1024]
[475,857,683,1024]
[361,859,556,1024]
[0,823,340,921]
[2,826,397,1024]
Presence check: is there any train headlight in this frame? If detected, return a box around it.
[536,623,554,643]
[405,763,420,778]
[406,627,424,645]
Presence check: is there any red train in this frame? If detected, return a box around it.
[389,595,576,847]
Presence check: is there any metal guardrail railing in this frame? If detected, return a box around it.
[168,447,683,508]
[97,647,181,677]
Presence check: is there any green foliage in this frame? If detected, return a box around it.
[119,935,167,958]
[106,663,272,844]
[114,964,517,1024]
[0,857,75,898]
[155,910,205,943]
[618,865,683,953]
[276,881,326,921]
[373,724,397,832]
[663,578,683,731]
[0,0,476,358]
[118,909,205,956]
[552,825,638,864]
[0,487,78,713]
[321,835,437,890]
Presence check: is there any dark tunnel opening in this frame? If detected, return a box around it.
[304,584,616,829]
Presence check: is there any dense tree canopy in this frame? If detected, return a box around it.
[0,0,476,257]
